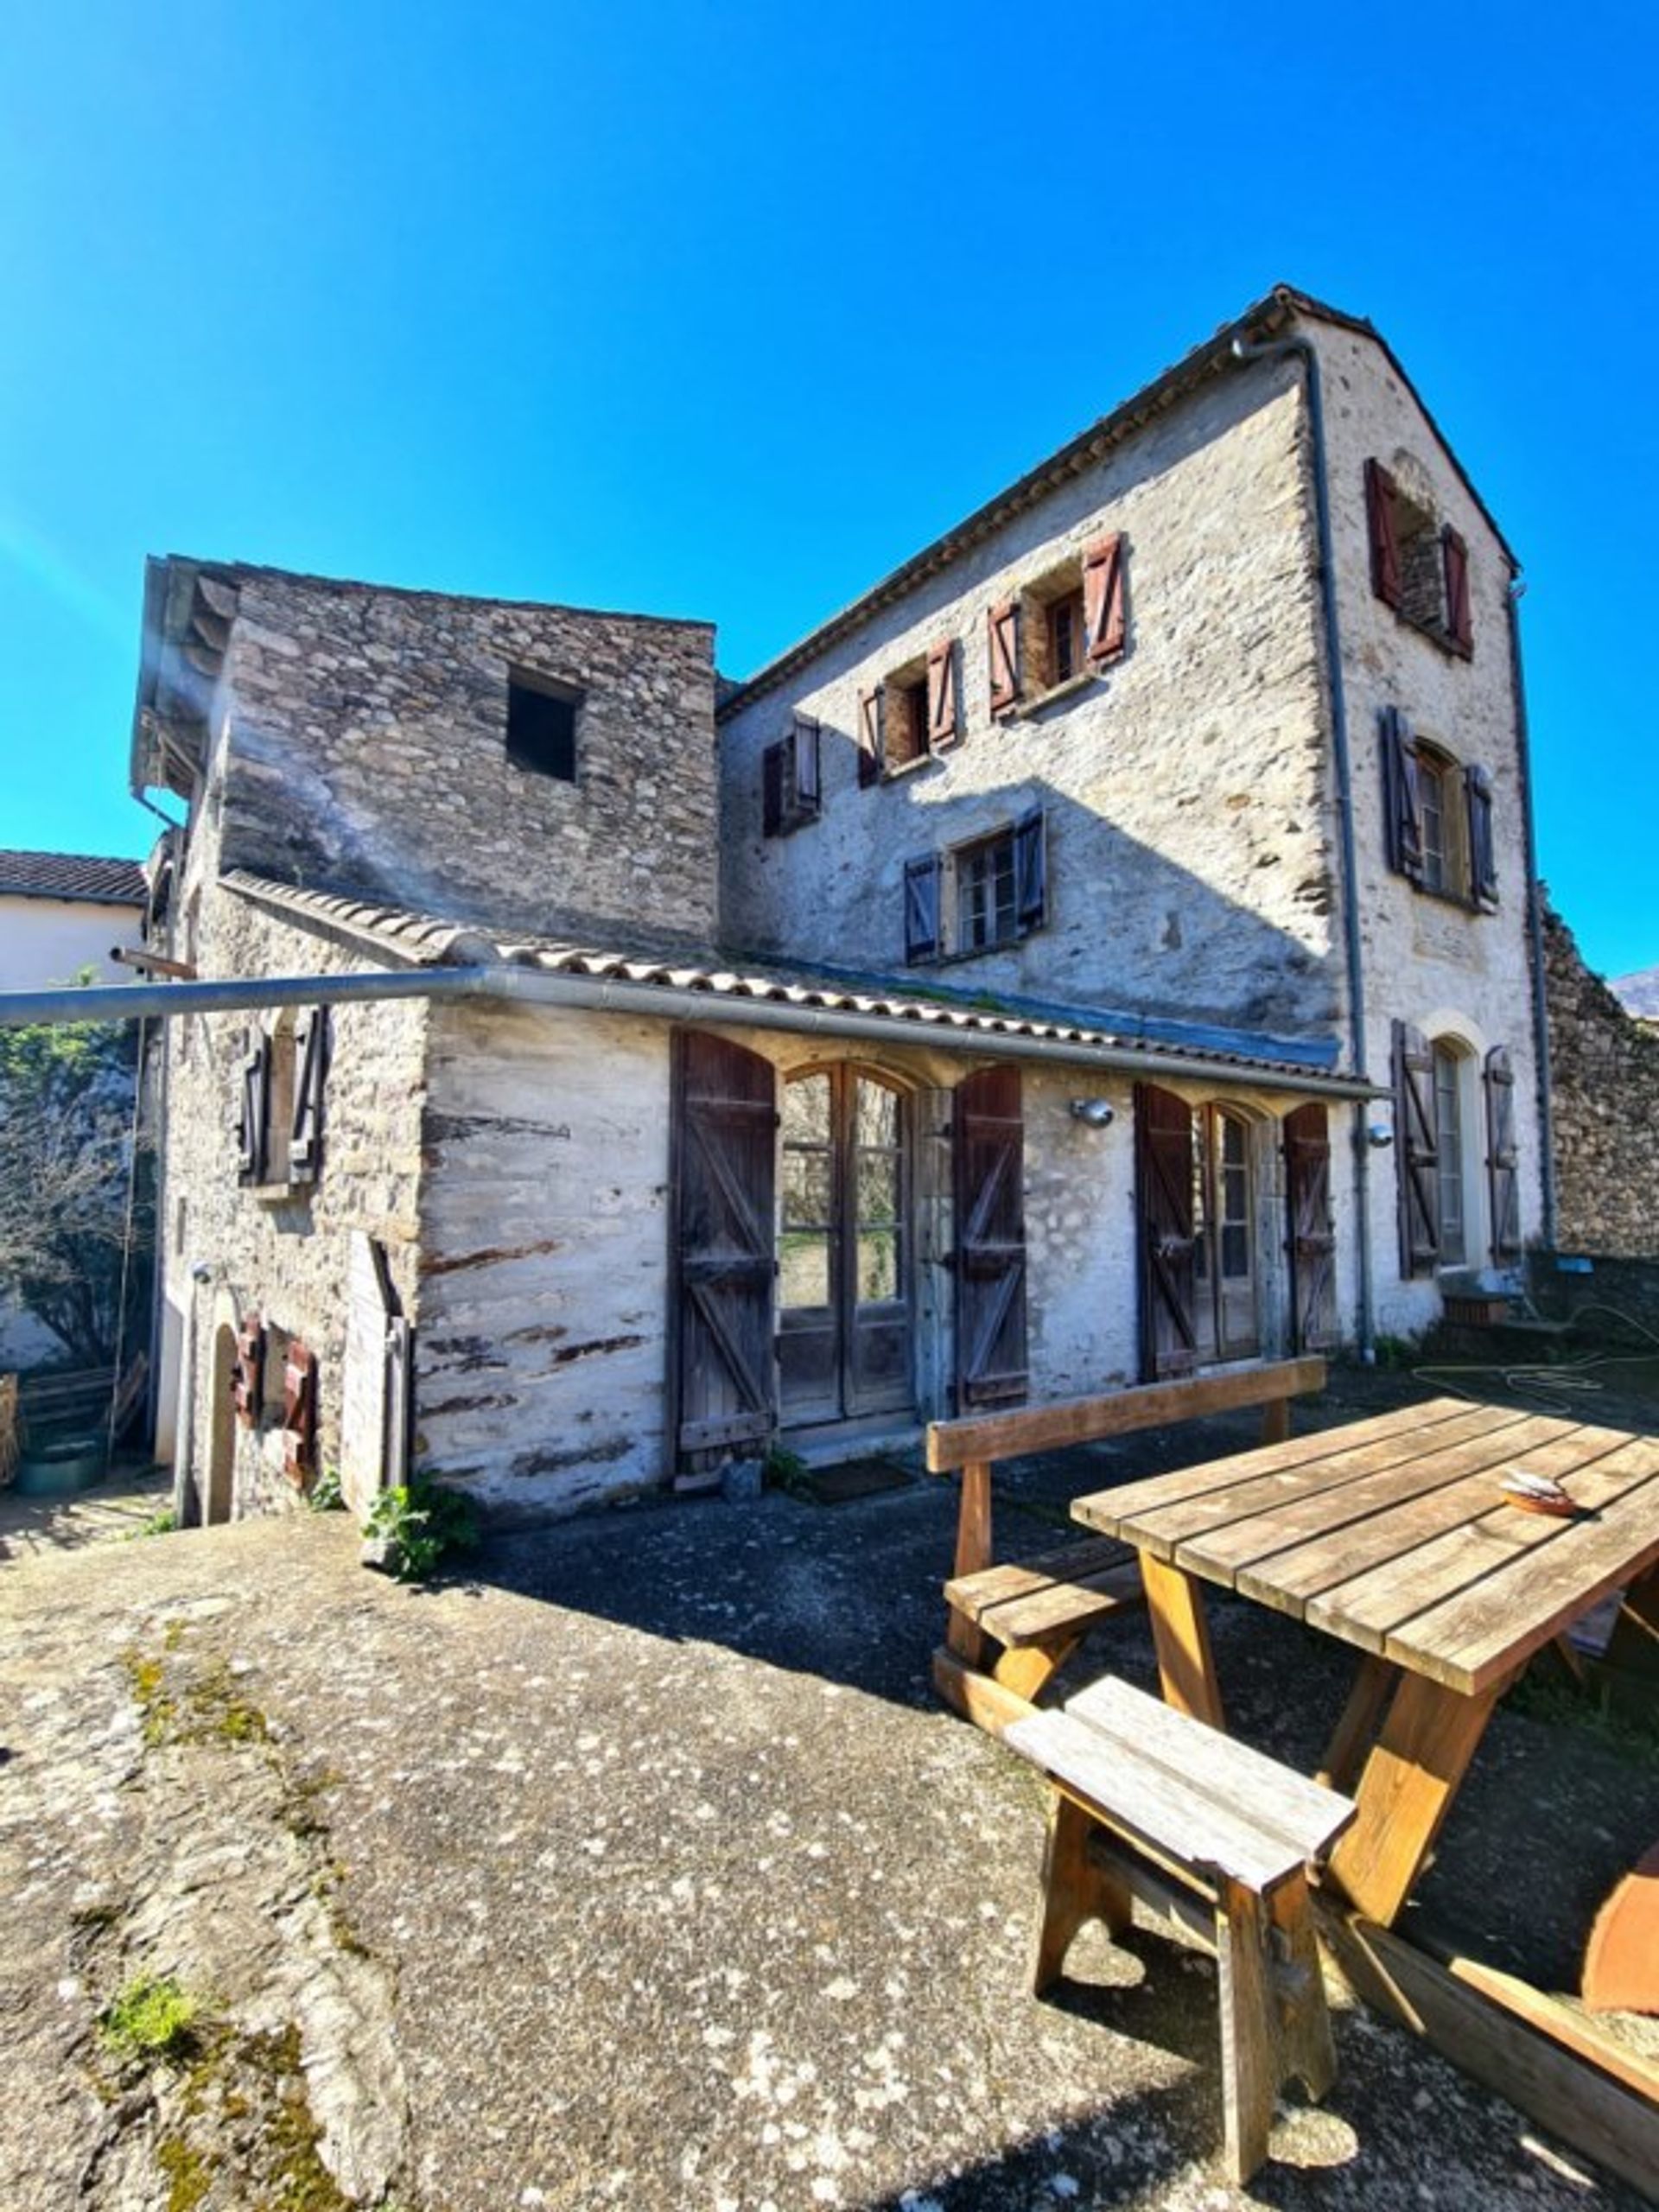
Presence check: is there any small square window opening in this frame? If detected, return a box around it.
[507,673,581,782]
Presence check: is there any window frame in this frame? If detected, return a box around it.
[506,668,583,784]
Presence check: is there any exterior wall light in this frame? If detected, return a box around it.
[1367,1122,1395,1148]
[1069,1098,1115,1128]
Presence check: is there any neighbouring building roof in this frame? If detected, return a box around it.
[1612,966,1659,1020]
[0,849,148,906]
[716,283,1519,716]
[223,869,1371,1096]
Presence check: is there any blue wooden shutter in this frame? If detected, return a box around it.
[1465,764,1497,907]
[1014,807,1046,932]
[904,854,941,963]
[1380,708,1424,884]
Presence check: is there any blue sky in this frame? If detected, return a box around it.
[3,0,1655,979]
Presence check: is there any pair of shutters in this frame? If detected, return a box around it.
[1379,708,1498,907]
[282,1340,319,1485]
[762,716,822,836]
[855,641,957,785]
[1365,459,1473,654]
[1392,1021,1522,1276]
[984,535,1128,713]
[668,1036,1028,1459]
[903,808,1047,963]
[1134,1087,1338,1380]
[235,1009,330,1186]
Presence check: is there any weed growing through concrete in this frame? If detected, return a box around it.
[361,1471,478,1580]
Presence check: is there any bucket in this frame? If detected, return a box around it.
[14,1435,106,1498]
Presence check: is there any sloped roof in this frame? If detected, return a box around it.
[222,869,1370,1096]
[0,850,147,906]
[1611,966,1659,1020]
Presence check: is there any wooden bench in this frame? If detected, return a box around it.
[1007,1675,1356,2185]
[929,1357,1326,1730]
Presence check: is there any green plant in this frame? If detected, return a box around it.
[362,1471,479,1581]
[1370,1332,1419,1370]
[129,1507,177,1539]
[763,1442,810,1497]
[99,1973,202,2063]
[308,1464,345,1513]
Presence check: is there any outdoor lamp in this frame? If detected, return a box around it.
[1069,1098,1115,1128]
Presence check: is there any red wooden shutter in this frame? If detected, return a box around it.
[1442,525,1472,654]
[282,1338,318,1484]
[1013,807,1046,933]
[1083,534,1127,664]
[1366,459,1402,610]
[987,601,1020,712]
[1381,708,1425,884]
[289,1007,329,1185]
[237,1028,270,1185]
[232,1311,264,1430]
[1484,1046,1522,1262]
[1465,763,1497,907]
[904,854,941,963]
[857,687,883,787]
[954,1065,1027,1408]
[1393,1020,1440,1277]
[926,639,958,749]
[670,1031,777,1464]
[1284,1103,1338,1351]
[1135,1084,1198,1379]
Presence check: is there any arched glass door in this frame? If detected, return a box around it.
[1192,1106,1260,1363]
[778,1067,913,1427]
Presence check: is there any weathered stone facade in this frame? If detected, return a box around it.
[1543,900,1659,1259]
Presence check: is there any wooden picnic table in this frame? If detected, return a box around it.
[1071,1394,1659,1930]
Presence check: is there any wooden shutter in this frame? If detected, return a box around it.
[289,1007,329,1185]
[1135,1084,1198,1380]
[1366,459,1402,609]
[954,1065,1027,1408]
[857,687,883,787]
[1465,763,1498,907]
[926,639,958,749]
[791,715,821,816]
[1381,707,1425,884]
[1442,524,1473,654]
[1083,533,1127,664]
[1485,1046,1522,1262]
[904,854,941,963]
[1393,1020,1440,1277]
[1284,1103,1338,1351]
[670,1031,777,1462]
[761,740,785,836]
[282,1338,319,1484]
[232,1311,264,1430]
[987,600,1020,712]
[1013,807,1046,933]
[237,1028,270,1185]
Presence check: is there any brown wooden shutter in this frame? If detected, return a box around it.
[857,687,883,787]
[1393,1020,1440,1277]
[237,1028,270,1185]
[987,601,1020,711]
[1284,1103,1338,1351]
[954,1065,1027,1408]
[282,1338,319,1484]
[289,1007,329,1185]
[1083,533,1127,664]
[1465,763,1497,907]
[232,1311,264,1430]
[1013,807,1046,933]
[904,854,941,963]
[1381,708,1425,884]
[1135,1084,1198,1380]
[670,1031,777,1463]
[1366,459,1402,609]
[791,715,821,815]
[1442,524,1472,654]
[1484,1046,1522,1262]
[926,639,958,749]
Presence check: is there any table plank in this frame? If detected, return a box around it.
[1306,1437,1659,1688]
[1070,1398,1479,1542]
[1229,1421,1634,1618]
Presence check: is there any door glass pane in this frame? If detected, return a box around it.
[779,1234,830,1309]
[1219,1114,1251,1281]
[783,1071,831,1145]
[855,1080,899,1149]
[856,1149,899,1224]
[783,1148,833,1228]
[1434,1046,1465,1263]
[855,1230,899,1303]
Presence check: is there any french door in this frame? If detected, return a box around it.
[777,1067,913,1427]
[1192,1104,1260,1363]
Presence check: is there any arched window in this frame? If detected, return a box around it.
[1432,1039,1468,1265]
[1192,1104,1260,1363]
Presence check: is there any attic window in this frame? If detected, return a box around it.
[1365,461,1473,656]
[507,672,581,782]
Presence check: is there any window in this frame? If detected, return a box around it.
[507,671,581,781]
[1048,589,1085,686]
[762,715,821,836]
[1394,1021,1516,1275]
[956,832,1017,952]
[235,1007,328,1192]
[879,640,957,773]
[1365,459,1473,655]
[1379,708,1498,908]
[993,535,1128,713]
[1433,1042,1466,1265]
[904,808,1047,963]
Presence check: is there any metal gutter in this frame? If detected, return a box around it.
[0,965,1381,1101]
[1506,581,1558,1244]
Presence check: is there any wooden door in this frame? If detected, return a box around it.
[1136,1084,1198,1381]
[778,1067,914,1426]
[671,1032,778,1463]
[954,1066,1028,1408]
[1285,1103,1338,1351]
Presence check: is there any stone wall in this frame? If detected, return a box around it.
[217,569,719,950]
[1543,900,1659,1260]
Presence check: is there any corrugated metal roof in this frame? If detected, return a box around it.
[0,850,148,905]
[224,869,1362,1090]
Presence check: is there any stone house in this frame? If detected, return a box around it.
[132,286,1550,1527]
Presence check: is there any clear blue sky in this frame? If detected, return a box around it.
[3,1,1654,979]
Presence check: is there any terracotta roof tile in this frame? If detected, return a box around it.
[0,850,148,905]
